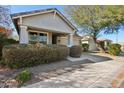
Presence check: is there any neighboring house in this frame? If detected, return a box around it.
[118,42,124,52]
[81,35,97,51]
[97,38,112,50]
[81,35,112,51]
[11,8,80,47]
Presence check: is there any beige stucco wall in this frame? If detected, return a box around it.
[57,36,68,45]
[22,12,74,34]
[73,36,80,45]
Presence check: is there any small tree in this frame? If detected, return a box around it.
[0,6,15,39]
[65,5,124,52]
[0,31,17,57]
[0,31,8,57]
[0,6,15,57]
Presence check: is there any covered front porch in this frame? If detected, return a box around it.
[19,25,74,47]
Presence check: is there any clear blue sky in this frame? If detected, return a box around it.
[11,5,124,43]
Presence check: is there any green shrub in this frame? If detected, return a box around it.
[82,43,89,52]
[15,70,31,85]
[108,44,121,56]
[0,59,6,66]
[2,44,69,68]
[70,45,82,58]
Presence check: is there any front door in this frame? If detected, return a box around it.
[52,34,57,44]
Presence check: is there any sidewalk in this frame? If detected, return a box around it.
[24,55,124,88]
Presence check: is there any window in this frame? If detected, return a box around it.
[39,33,47,44]
[29,32,38,43]
[29,32,47,44]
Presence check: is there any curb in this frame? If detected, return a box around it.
[111,68,124,88]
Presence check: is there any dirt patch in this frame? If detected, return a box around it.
[0,66,11,72]
[0,66,22,88]
[111,68,124,88]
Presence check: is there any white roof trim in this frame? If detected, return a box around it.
[12,10,54,19]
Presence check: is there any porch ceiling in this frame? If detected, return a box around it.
[28,26,70,35]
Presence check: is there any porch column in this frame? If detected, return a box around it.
[47,32,52,44]
[68,33,73,47]
[19,25,29,44]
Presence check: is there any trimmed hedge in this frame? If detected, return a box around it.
[2,44,69,68]
[82,43,89,52]
[108,44,121,56]
[69,45,82,58]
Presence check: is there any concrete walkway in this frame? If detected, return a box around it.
[24,53,124,88]
[67,52,112,62]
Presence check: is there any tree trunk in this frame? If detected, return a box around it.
[93,37,106,53]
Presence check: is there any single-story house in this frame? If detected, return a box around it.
[11,8,80,47]
[97,38,112,50]
[118,42,124,52]
[81,35,97,51]
[81,35,112,51]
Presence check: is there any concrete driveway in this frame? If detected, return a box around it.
[24,53,124,88]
